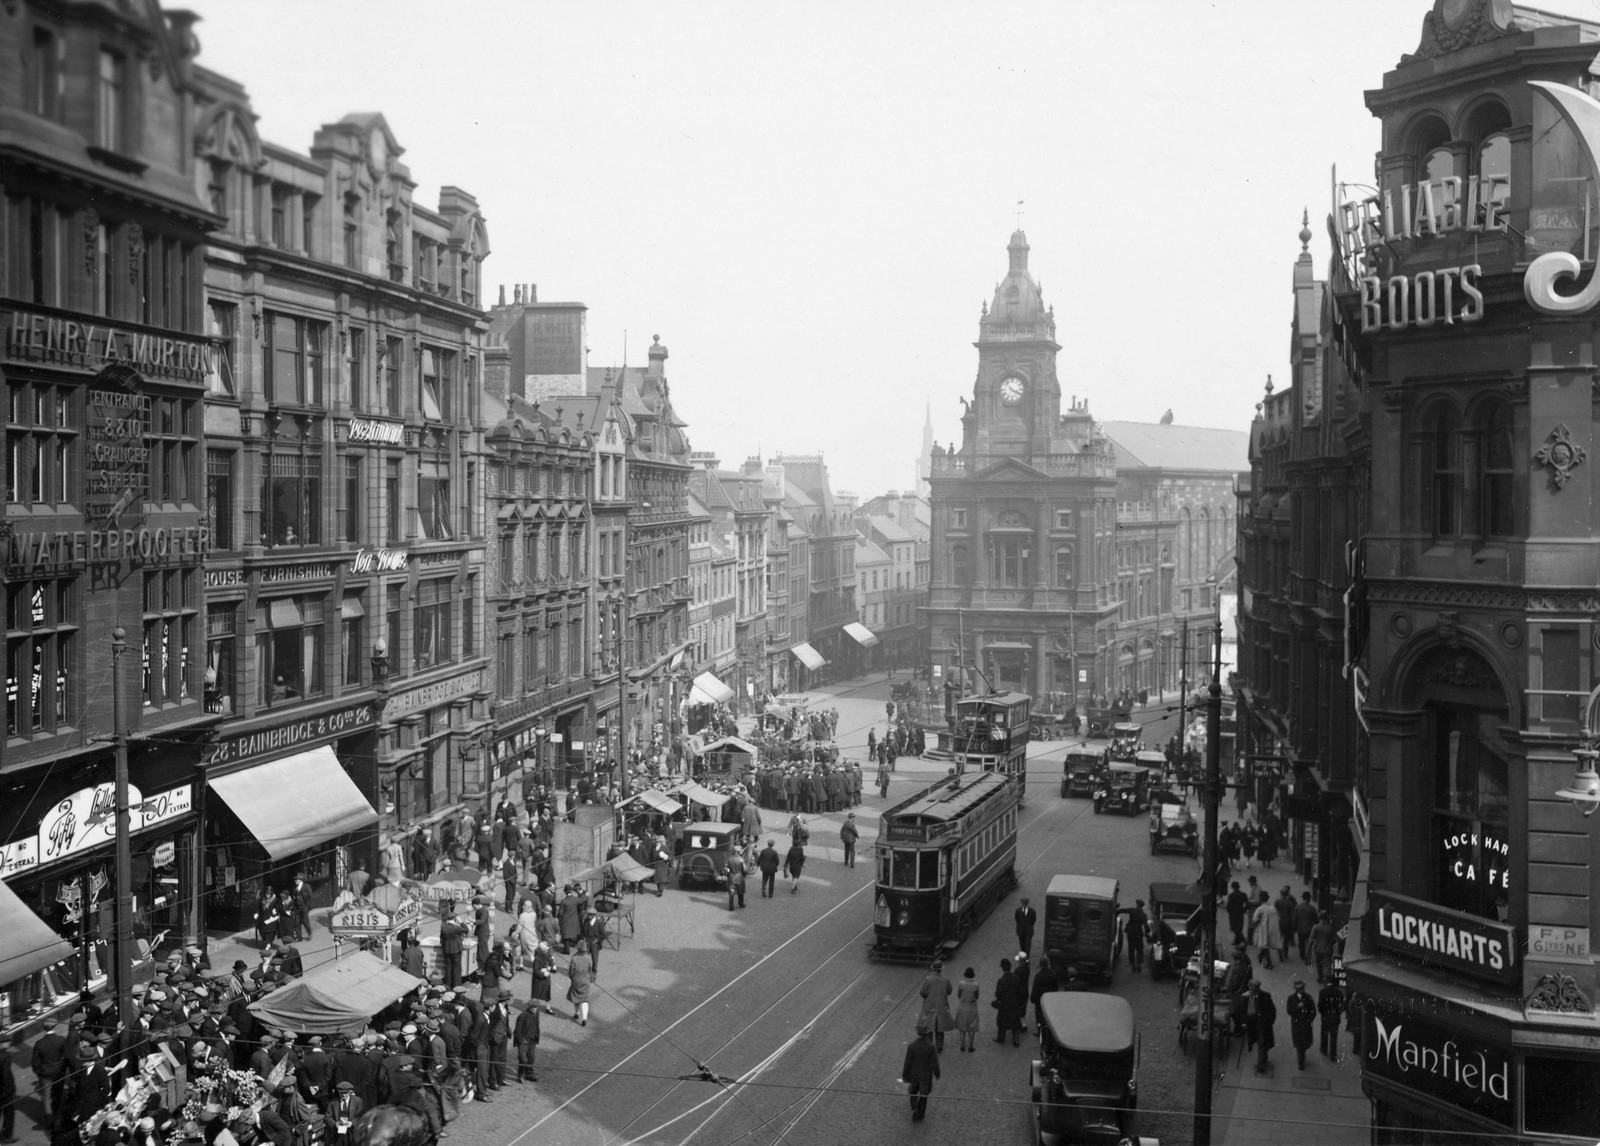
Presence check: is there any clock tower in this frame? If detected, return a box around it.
[968,230,1065,466]
[929,230,1117,705]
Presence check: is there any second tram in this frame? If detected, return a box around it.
[869,770,1019,962]
[951,690,1031,800]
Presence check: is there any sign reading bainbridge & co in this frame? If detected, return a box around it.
[1363,998,1512,1127]
[1370,889,1518,986]
[207,702,376,769]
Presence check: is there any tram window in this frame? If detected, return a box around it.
[919,850,940,888]
[878,848,891,886]
[892,849,918,888]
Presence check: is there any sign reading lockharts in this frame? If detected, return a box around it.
[1371,889,1518,986]
[1363,998,1512,1127]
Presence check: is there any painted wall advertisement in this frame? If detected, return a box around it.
[1363,997,1512,1127]
[1,782,194,878]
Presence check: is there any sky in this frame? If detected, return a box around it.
[191,0,1600,498]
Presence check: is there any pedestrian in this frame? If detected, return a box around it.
[439,904,465,988]
[839,814,859,868]
[1294,892,1320,963]
[757,840,781,898]
[1029,956,1057,1035]
[785,841,806,893]
[583,909,608,976]
[916,960,956,1053]
[1240,824,1257,869]
[1317,979,1346,1062]
[992,958,1027,1046]
[0,1031,16,1145]
[254,888,280,950]
[900,1025,941,1122]
[513,1001,540,1083]
[567,947,594,1026]
[877,760,891,799]
[399,933,426,980]
[1250,892,1280,970]
[1309,916,1337,983]
[1225,881,1249,948]
[478,941,511,1006]
[651,837,672,898]
[1014,896,1037,955]
[725,850,747,910]
[516,898,539,973]
[486,991,512,1091]
[1273,887,1296,961]
[529,941,557,1015]
[502,853,520,915]
[290,872,314,940]
[1247,980,1277,1074]
[1286,977,1316,1070]
[29,1022,67,1125]
[474,896,494,966]
[953,967,981,1052]
[1125,899,1149,972]
[559,886,582,953]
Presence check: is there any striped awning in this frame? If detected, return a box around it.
[790,642,826,670]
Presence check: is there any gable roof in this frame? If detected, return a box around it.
[1098,422,1249,473]
[855,536,891,566]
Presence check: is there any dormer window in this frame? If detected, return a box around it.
[97,49,126,153]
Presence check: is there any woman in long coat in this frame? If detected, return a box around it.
[516,899,540,971]
[567,948,594,1026]
[254,888,280,949]
[529,940,556,1014]
[917,961,957,1052]
[1249,893,1281,970]
[953,967,981,1052]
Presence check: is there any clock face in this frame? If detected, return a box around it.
[999,377,1025,405]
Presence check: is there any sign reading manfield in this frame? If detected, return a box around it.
[1363,998,1512,1127]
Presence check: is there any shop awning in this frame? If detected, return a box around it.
[620,790,684,817]
[0,879,75,987]
[843,622,880,648]
[689,672,735,705]
[790,642,826,670]
[208,745,378,861]
[248,950,425,1038]
[571,855,656,884]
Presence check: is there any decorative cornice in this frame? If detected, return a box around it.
[1399,0,1520,68]
[1535,423,1587,490]
[1527,972,1593,1016]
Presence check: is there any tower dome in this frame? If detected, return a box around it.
[985,229,1051,330]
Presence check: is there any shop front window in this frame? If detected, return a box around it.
[1431,706,1510,920]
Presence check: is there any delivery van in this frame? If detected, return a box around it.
[1044,874,1120,985]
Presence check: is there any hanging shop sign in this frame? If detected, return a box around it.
[346,418,406,445]
[384,669,484,722]
[1371,889,1518,986]
[3,304,213,385]
[5,525,210,575]
[330,894,421,937]
[207,702,377,769]
[0,781,193,878]
[1363,998,1512,1127]
[415,866,485,903]
[1356,265,1484,333]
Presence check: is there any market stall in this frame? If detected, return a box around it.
[328,887,422,963]
[569,855,652,948]
[616,789,685,840]
[666,780,736,822]
[699,736,760,783]
[247,950,426,1039]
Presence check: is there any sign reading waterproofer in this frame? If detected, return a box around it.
[1370,889,1518,986]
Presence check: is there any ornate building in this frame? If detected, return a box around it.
[926,231,1117,706]
[194,87,492,927]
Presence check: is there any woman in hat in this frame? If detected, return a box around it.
[784,840,806,894]
[254,887,280,950]
[954,966,981,1052]
[516,898,540,973]
[567,945,594,1026]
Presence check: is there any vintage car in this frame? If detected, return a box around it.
[1107,721,1143,762]
[1147,880,1205,978]
[1092,762,1151,816]
[672,822,741,889]
[1031,992,1140,1145]
[1148,790,1198,856]
[1060,742,1108,798]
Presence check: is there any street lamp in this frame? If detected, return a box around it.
[1556,742,1600,816]
[372,637,390,686]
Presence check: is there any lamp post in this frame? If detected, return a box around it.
[1193,607,1224,1146]
[110,628,135,1029]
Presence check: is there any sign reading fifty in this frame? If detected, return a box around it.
[1,782,193,878]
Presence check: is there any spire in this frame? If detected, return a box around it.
[1299,208,1313,252]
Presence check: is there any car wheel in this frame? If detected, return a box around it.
[1060,783,1068,798]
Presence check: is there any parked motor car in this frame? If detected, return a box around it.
[672,822,741,889]
[1030,991,1140,1144]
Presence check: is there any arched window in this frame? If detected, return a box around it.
[1477,132,1511,216]
[1480,401,1514,538]
[1425,405,1462,536]
[1055,546,1074,588]
[951,544,970,587]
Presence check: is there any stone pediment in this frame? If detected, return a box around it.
[1400,0,1520,67]
[972,457,1050,482]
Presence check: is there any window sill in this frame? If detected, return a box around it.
[86,145,147,175]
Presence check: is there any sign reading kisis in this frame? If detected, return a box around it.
[1371,889,1517,985]
[1364,999,1512,1126]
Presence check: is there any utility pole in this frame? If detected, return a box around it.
[617,588,631,799]
[1193,610,1224,1146]
[110,627,135,1029]
[1177,620,1189,780]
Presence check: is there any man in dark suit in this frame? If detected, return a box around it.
[439,906,466,988]
[900,1026,941,1121]
[757,841,781,898]
[298,1034,333,1107]
[29,1022,69,1124]
[1014,897,1038,955]
[271,938,304,977]
[249,1032,278,1080]
[331,1037,376,1110]
[513,1002,540,1083]
[327,1080,365,1142]
[72,1035,114,1124]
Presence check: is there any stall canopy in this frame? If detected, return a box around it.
[248,950,425,1038]
[0,879,75,986]
[208,745,379,860]
[790,642,826,670]
[843,622,880,648]
[702,736,759,757]
[667,781,732,809]
[689,672,735,706]
[571,854,655,884]
[620,790,684,817]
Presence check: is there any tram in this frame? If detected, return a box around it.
[952,690,1031,800]
[869,770,1019,962]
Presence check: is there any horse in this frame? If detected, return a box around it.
[349,1066,464,1146]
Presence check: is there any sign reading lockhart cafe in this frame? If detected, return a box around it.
[1370,889,1518,986]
